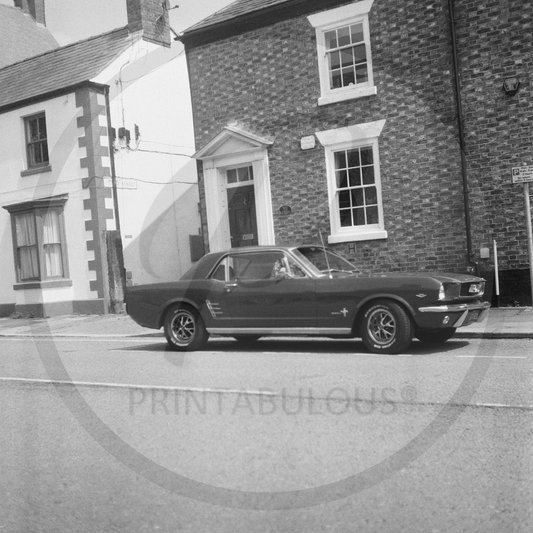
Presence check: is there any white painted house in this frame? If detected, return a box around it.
[0,0,200,317]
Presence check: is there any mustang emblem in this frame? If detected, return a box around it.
[332,308,349,317]
[416,294,427,298]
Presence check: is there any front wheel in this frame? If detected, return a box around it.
[164,305,208,351]
[415,327,456,344]
[361,300,413,354]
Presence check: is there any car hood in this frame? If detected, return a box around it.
[363,272,484,284]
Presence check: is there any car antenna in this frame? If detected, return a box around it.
[318,229,332,278]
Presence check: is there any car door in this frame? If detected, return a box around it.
[206,251,316,331]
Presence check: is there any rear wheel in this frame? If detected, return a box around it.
[415,327,456,344]
[361,300,413,354]
[164,304,208,351]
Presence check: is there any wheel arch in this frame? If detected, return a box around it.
[352,294,416,336]
[157,298,202,328]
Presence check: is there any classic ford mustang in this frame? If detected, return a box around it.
[125,245,490,354]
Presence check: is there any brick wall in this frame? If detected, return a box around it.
[186,0,533,276]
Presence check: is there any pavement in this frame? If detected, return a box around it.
[0,307,531,340]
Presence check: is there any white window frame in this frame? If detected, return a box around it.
[308,0,376,106]
[316,120,387,244]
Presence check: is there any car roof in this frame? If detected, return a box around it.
[180,245,323,280]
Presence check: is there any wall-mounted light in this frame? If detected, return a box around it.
[503,77,520,96]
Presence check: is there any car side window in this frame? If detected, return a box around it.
[210,259,227,281]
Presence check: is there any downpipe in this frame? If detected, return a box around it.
[448,0,480,276]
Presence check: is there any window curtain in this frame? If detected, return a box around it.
[15,213,39,279]
[42,210,63,277]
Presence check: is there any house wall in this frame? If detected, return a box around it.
[0,91,111,316]
[185,0,533,279]
[95,38,201,287]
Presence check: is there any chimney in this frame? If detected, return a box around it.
[126,0,171,48]
[14,0,46,26]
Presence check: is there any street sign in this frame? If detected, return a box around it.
[512,165,533,183]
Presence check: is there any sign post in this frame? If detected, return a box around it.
[512,166,533,306]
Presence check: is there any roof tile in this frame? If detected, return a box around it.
[0,27,134,111]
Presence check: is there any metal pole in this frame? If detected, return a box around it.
[524,182,533,307]
[493,239,500,307]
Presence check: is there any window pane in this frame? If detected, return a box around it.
[347,149,360,167]
[340,209,352,227]
[227,169,237,183]
[356,64,369,84]
[360,146,373,165]
[342,68,355,86]
[352,189,364,207]
[362,166,375,185]
[367,206,379,225]
[43,210,61,243]
[341,48,353,68]
[15,213,37,246]
[330,70,342,89]
[237,167,249,182]
[351,23,364,43]
[337,26,350,47]
[325,30,337,50]
[339,191,351,208]
[336,170,348,189]
[365,186,377,205]
[44,244,63,277]
[353,44,367,64]
[353,208,366,226]
[19,247,39,279]
[348,168,361,187]
[334,151,346,169]
[328,50,340,70]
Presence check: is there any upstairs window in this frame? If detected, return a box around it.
[308,0,376,106]
[24,113,49,169]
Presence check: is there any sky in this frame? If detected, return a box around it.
[0,0,235,44]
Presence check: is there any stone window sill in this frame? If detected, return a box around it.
[14,279,72,291]
[21,165,52,177]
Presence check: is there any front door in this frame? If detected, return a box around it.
[226,166,258,247]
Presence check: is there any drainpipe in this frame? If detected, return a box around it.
[448,0,479,275]
[104,85,127,303]
[104,86,122,237]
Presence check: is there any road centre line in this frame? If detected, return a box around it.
[2,376,532,410]
[0,376,277,396]
[455,355,527,359]
[0,337,161,343]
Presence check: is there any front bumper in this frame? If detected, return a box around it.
[417,301,491,329]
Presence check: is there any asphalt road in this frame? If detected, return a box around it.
[0,335,532,532]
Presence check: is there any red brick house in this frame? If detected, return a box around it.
[179,0,533,304]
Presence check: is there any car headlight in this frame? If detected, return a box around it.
[438,284,446,300]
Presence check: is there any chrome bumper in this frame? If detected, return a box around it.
[418,301,491,328]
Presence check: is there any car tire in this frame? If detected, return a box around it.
[233,335,262,343]
[164,304,208,351]
[361,300,413,354]
[415,327,456,344]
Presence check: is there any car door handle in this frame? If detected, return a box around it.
[224,282,238,292]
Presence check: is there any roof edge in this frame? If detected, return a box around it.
[177,0,352,47]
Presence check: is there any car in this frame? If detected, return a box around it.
[125,245,490,354]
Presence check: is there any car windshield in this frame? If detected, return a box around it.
[295,246,360,276]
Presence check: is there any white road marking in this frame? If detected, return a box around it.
[0,337,162,343]
[0,376,278,395]
[455,355,527,359]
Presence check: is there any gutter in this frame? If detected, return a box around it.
[448,0,479,275]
